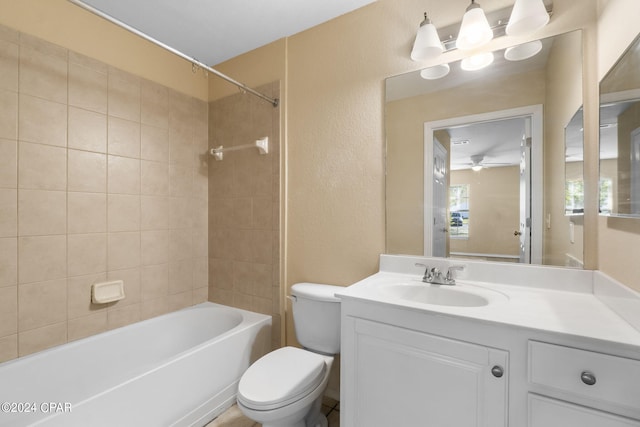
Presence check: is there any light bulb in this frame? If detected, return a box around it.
[456,1,493,50]
[461,52,495,71]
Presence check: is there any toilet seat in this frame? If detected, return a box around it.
[237,347,327,411]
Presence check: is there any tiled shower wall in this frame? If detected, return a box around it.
[208,83,281,349]
[0,25,209,363]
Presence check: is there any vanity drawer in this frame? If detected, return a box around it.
[528,341,640,411]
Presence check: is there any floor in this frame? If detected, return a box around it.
[206,397,340,427]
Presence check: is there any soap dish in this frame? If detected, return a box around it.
[92,280,125,304]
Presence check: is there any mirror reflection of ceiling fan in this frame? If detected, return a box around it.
[457,154,514,171]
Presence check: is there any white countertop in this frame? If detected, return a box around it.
[337,260,640,349]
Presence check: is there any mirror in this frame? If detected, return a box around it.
[386,30,584,267]
[565,107,584,215]
[599,33,640,217]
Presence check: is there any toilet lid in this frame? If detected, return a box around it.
[238,347,326,410]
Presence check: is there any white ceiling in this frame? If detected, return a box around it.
[77,0,376,65]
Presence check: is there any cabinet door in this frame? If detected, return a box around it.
[347,319,507,427]
[529,394,640,427]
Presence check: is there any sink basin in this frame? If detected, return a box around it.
[379,282,507,307]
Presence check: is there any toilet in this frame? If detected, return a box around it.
[237,283,343,427]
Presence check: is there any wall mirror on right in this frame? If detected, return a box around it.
[600,33,640,217]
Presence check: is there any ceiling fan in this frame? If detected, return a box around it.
[457,154,514,171]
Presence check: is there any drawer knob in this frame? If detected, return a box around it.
[491,365,504,378]
[581,371,596,386]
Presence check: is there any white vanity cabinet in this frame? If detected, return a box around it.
[527,341,640,427]
[341,317,508,427]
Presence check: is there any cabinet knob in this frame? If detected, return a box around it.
[491,365,504,378]
[581,371,596,386]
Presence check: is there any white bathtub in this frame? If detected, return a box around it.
[0,302,271,427]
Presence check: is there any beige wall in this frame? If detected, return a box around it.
[0,25,209,363]
[597,0,640,291]
[207,82,282,350]
[0,0,208,101]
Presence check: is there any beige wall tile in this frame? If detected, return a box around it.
[108,116,140,158]
[108,69,140,122]
[68,51,108,74]
[68,150,107,194]
[169,164,192,197]
[67,233,107,277]
[169,197,192,229]
[19,44,67,104]
[252,229,273,264]
[18,94,66,147]
[107,267,141,308]
[209,258,233,290]
[169,128,193,166]
[0,39,18,92]
[0,90,17,140]
[141,196,169,230]
[107,194,141,232]
[0,189,17,237]
[141,125,169,163]
[18,189,66,236]
[0,285,17,337]
[18,235,66,284]
[68,192,107,234]
[141,80,169,129]
[193,228,208,259]
[209,287,233,306]
[18,142,66,190]
[108,155,140,195]
[168,291,192,312]
[0,335,17,363]
[169,259,193,294]
[107,303,140,330]
[193,256,208,289]
[18,321,66,356]
[191,198,208,230]
[0,237,17,287]
[141,230,169,266]
[18,278,66,331]
[193,287,208,304]
[141,160,169,196]
[68,107,107,153]
[19,33,66,59]
[67,272,107,319]
[107,231,140,271]
[169,229,192,261]
[0,138,17,188]
[68,312,107,342]
[140,297,169,320]
[141,263,168,301]
[69,62,108,114]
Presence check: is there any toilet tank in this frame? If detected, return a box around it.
[290,283,343,355]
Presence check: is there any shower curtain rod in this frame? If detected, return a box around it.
[67,0,279,108]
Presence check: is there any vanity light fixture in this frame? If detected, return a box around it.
[456,0,494,50]
[506,0,550,36]
[420,63,451,80]
[411,12,444,61]
[460,51,495,71]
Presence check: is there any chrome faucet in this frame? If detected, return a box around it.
[415,263,465,285]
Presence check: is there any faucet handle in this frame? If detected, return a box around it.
[414,263,430,282]
[446,265,465,282]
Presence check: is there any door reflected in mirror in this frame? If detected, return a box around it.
[599,33,640,217]
[385,30,584,268]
